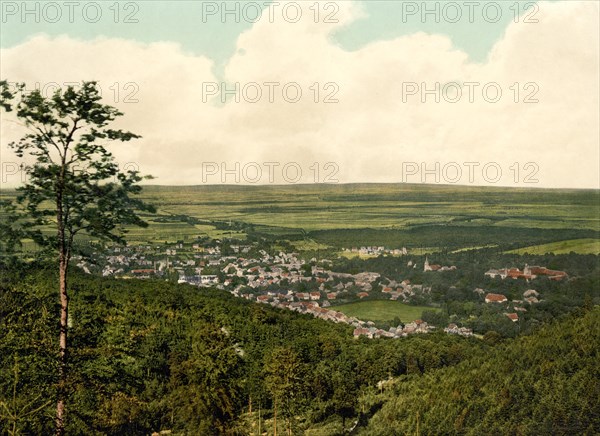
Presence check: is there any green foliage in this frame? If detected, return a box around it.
[0,200,25,258]
[0,267,57,434]
[0,268,483,434]
[264,347,307,432]
[4,81,155,251]
[361,307,600,435]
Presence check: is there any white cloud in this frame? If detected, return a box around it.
[1,1,598,188]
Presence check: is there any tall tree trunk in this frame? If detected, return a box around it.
[55,254,68,435]
[273,400,277,436]
[55,181,68,436]
[248,396,253,433]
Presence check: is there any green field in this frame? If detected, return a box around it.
[506,238,600,255]
[339,251,379,259]
[289,239,330,251]
[3,183,599,250]
[333,300,438,323]
[134,184,600,249]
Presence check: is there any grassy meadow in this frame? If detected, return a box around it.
[506,238,600,255]
[333,300,438,323]
[138,184,599,250]
[3,183,599,252]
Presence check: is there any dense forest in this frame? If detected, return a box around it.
[0,262,482,434]
[1,261,599,434]
[363,304,600,435]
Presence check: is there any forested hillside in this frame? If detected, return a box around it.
[0,264,481,435]
[1,263,598,435]
[362,305,600,435]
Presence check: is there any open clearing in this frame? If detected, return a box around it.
[333,300,439,323]
[506,238,600,255]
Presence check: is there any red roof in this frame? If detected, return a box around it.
[530,266,567,278]
[485,293,507,303]
[353,328,370,336]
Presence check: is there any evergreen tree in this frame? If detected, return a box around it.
[0,80,154,434]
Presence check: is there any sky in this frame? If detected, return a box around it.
[1,0,599,188]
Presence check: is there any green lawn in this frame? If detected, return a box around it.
[332,300,438,323]
[338,251,379,259]
[506,238,600,255]
[290,239,330,251]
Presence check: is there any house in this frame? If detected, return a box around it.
[326,292,337,300]
[485,269,506,279]
[523,289,539,298]
[504,313,519,322]
[376,329,394,338]
[485,293,508,303]
[444,324,473,337]
[402,319,430,334]
[353,328,372,339]
[334,283,345,291]
[334,312,347,322]
[199,275,218,285]
[424,257,455,272]
[309,292,321,301]
[131,269,155,279]
[487,265,567,281]
[527,266,567,280]
[357,292,369,299]
[423,257,441,272]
